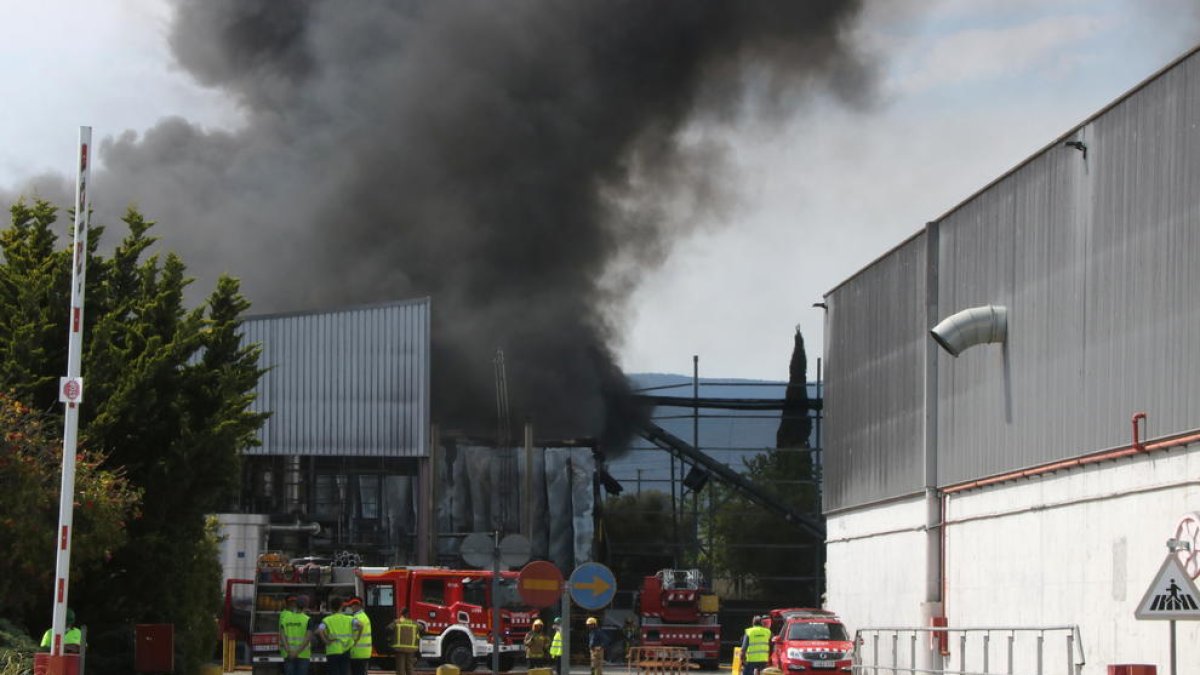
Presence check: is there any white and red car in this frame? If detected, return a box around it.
[765,608,853,672]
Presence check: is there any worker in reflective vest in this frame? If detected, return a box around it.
[548,617,564,675]
[39,609,82,654]
[319,596,354,675]
[524,618,550,669]
[346,597,372,675]
[740,616,771,675]
[387,606,421,675]
[279,596,314,675]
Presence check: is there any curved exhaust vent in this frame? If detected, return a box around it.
[930,305,1007,357]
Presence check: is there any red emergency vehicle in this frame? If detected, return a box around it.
[636,569,721,668]
[359,566,535,672]
[223,555,534,673]
[764,608,853,672]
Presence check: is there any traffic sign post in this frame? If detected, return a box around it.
[569,562,616,611]
[1135,544,1200,675]
[518,561,564,608]
[560,582,571,675]
[556,563,617,675]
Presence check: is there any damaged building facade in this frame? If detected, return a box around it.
[218,298,599,584]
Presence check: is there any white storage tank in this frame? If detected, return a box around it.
[215,513,269,587]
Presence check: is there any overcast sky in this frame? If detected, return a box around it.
[2,0,1198,382]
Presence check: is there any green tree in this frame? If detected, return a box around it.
[706,450,822,602]
[601,490,697,590]
[706,328,822,603]
[0,200,267,674]
[775,326,812,449]
[0,393,140,635]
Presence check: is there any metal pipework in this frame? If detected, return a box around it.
[930,305,1008,357]
[267,519,322,535]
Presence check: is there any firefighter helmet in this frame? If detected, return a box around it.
[586,617,598,627]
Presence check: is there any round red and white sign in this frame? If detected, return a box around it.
[60,377,83,403]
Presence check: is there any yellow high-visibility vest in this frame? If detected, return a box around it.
[323,613,354,655]
[280,610,312,658]
[350,611,373,659]
[393,618,420,652]
[743,626,771,663]
[40,628,82,649]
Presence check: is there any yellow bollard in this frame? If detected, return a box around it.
[730,647,741,675]
[436,664,461,675]
[528,669,554,675]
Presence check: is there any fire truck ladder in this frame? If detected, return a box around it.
[636,420,826,542]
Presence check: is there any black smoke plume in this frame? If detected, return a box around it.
[9,1,873,448]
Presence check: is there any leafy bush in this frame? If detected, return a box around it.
[0,617,36,675]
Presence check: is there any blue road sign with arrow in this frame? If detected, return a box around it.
[569,562,616,610]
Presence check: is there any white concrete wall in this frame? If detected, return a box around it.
[828,445,1200,673]
[826,494,930,634]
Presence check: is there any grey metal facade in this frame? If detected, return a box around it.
[824,234,928,509]
[824,45,1200,511]
[241,298,430,457]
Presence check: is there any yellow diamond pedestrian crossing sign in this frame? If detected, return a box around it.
[1135,554,1200,620]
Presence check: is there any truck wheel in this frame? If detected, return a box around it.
[497,654,516,672]
[443,637,476,672]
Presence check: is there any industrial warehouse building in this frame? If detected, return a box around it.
[821,46,1200,671]
[221,298,621,583]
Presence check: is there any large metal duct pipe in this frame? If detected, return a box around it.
[930,305,1007,357]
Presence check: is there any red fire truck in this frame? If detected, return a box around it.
[359,566,536,671]
[223,554,535,673]
[636,569,720,668]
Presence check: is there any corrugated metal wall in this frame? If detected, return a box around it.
[435,445,595,570]
[824,233,927,510]
[825,47,1200,510]
[241,298,430,457]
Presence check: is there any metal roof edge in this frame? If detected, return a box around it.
[242,295,432,322]
[823,228,927,299]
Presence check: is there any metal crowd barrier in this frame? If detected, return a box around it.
[852,625,1084,675]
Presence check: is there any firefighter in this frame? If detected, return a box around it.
[548,617,563,675]
[386,606,420,675]
[740,616,771,675]
[346,596,372,675]
[524,619,550,669]
[621,617,638,661]
[279,595,315,675]
[38,609,82,653]
[586,617,609,675]
[318,596,353,675]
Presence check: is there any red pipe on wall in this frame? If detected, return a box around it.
[943,416,1200,495]
[1132,412,1147,452]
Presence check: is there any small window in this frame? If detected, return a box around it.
[463,579,486,607]
[421,579,445,604]
[368,584,394,607]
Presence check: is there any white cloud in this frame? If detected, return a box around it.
[0,1,241,188]
[888,13,1117,96]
